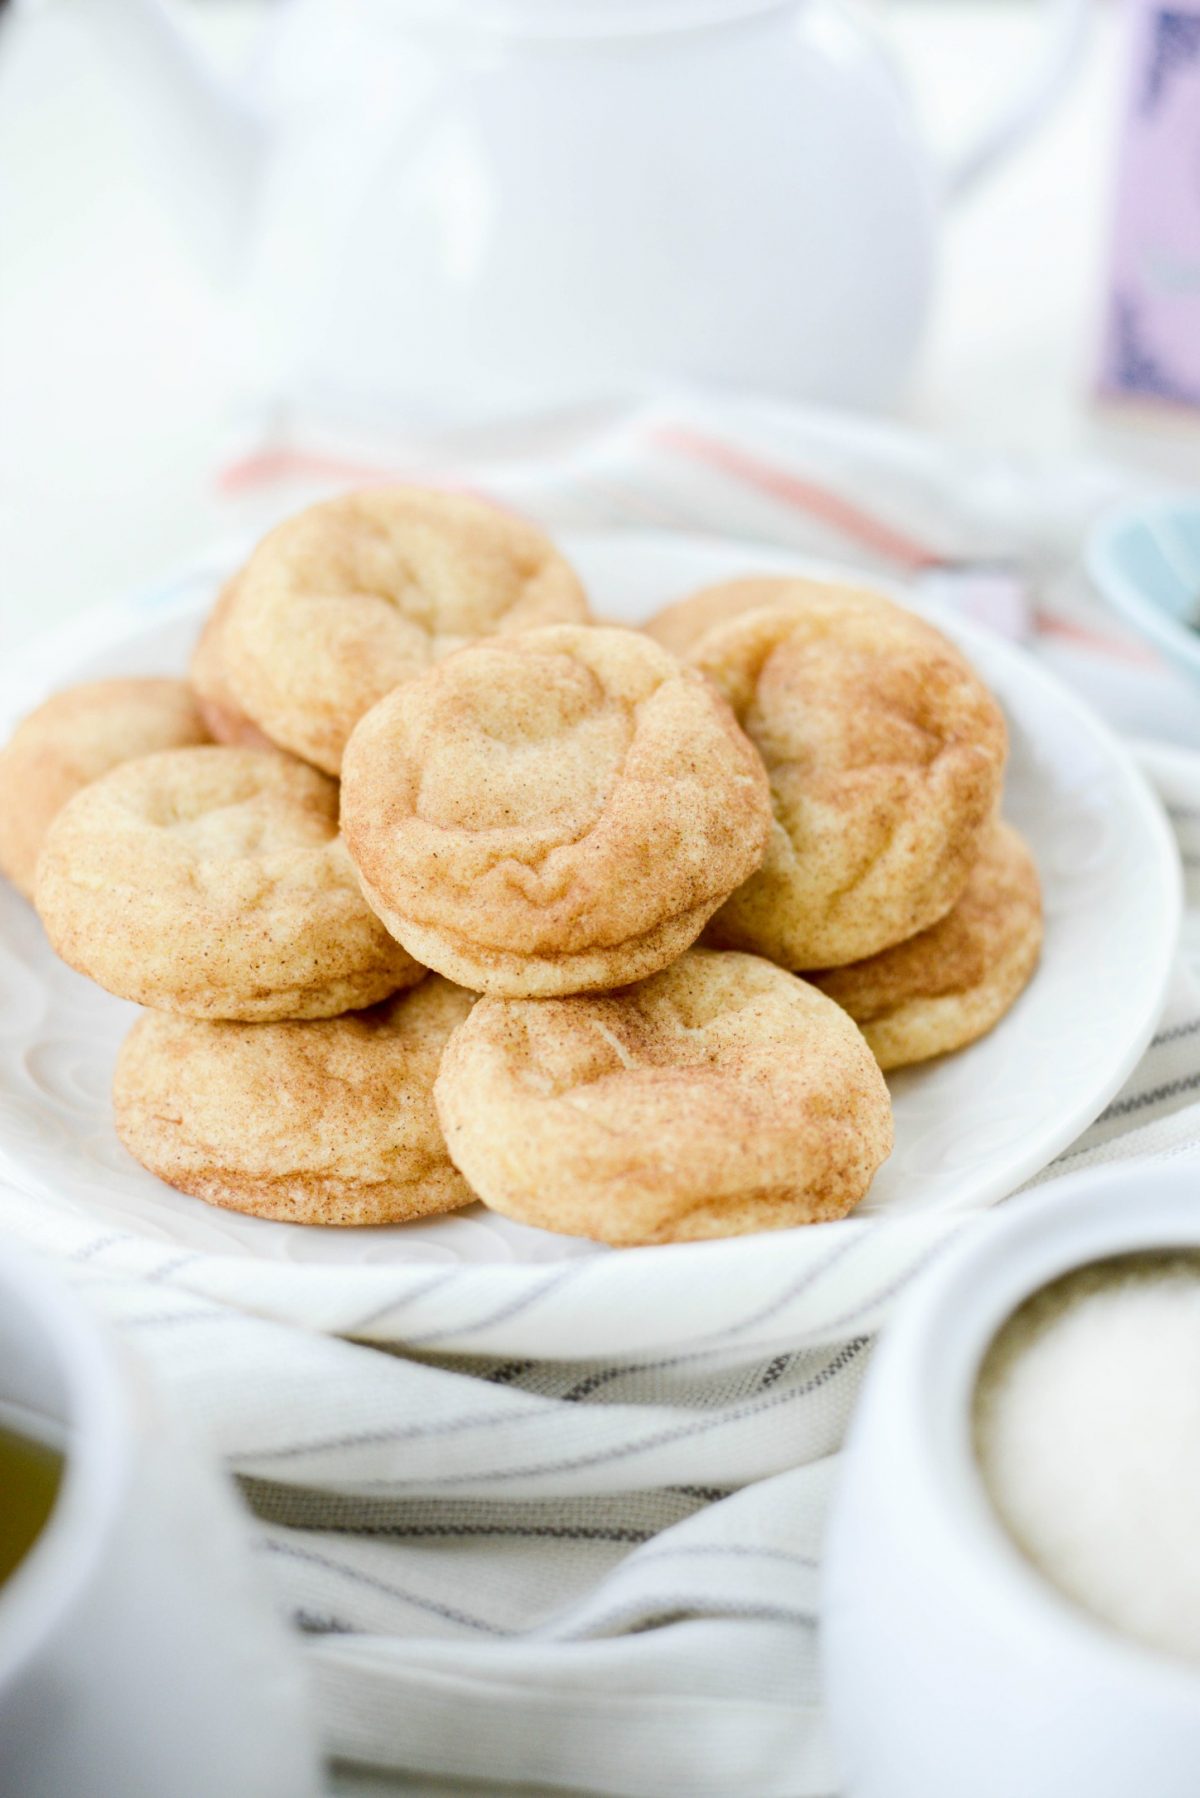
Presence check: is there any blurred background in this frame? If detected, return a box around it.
[1,0,1197,646]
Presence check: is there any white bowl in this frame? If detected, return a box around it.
[822,1160,1200,1798]
[0,1249,320,1798]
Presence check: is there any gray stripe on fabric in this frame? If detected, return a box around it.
[400,1266,589,1348]
[485,1360,537,1385]
[234,1401,555,1465]
[295,1609,357,1636]
[1046,1123,1166,1169]
[146,1252,204,1285]
[556,1349,741,1405]
[555,1342,802,1401]
[684,1230,869,1346]
[756,1354,793,1392]
[71,1232,126,1263]
[280,1557,815,1643]
[562,1364,636,1403]
[350,1338,869,1489]
[1100,1069,1200,1122]
[427,1237,868,1397]
[813,1235,959,1335]
[261,1540,509,1637]
[238,1478,714,1539]
[558,1308,855,1405]
[1152,1017,1200,1049]
[344,1271,462,1336]
[281,1521,658,1547]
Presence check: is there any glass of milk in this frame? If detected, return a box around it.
[822,1161,1200,1798]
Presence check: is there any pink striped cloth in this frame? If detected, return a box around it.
[216,388,1193,740]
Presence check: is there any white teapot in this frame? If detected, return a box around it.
[80,0,1087,422]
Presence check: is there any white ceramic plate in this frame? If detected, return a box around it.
[0,531,1180,1267]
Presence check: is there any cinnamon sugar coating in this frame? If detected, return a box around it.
[692,597,1007,967]
[115,978,474,1225]
[435,948,892,1244]
[219,488,589,773]
[341,625,773,997]
[0,678,210,899]
[808,822,1042,1068]
[36,746,422,1019]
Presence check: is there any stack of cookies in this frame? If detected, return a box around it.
[0,489,1042,1246]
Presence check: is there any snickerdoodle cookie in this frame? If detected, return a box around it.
[36,746,422,1019]
[692,598,1007,968]
[643,574,885,658]
[189,582,276,751]
[0,678,211,901]
[114,977,475,1225]
[341,625,773,997]
[807,822,1042,1069]
[219,488,590,773]
[435,948,892,1245]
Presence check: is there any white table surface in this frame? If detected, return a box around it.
[0,0,1198,655]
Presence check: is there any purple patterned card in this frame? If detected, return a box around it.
[1099,1,1200,408]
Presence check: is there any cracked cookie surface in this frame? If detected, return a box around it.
[341,625,773,997]
[115,977,475,1225]
[219,488,589,773]
[435,947,892,1244]
[36,745,422,1019]
[807,821,1042,1069]
[0,678,211,900]
[692,598,1007,967]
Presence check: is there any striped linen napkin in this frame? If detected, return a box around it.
[4,394,1200,1797]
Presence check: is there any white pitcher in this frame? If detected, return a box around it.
[73,0,1089,421]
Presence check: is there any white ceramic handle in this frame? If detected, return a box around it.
[940,0,1092,201]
